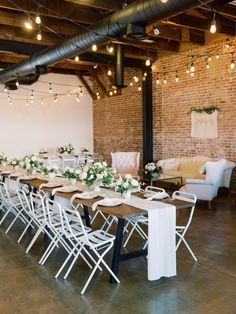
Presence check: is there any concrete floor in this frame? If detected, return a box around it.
[0,193,236,314]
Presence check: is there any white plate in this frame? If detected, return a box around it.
[20,176,36,181]
[75,192,98,199]
[99,198,123,207]
[44,183,63,188]
[144,192,169,199]
[58,186,78,193]
[1,171,13,175]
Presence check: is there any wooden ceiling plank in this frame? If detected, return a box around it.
[64,0,120,12]
[76,72,95,99]
[89,68,107,95]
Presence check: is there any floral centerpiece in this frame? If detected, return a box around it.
[62,167,81,184]
[57,144,74,155]
[81,147,89,153]
[80,161,115,191]
[40,164,59,178]
[144,162,163,179]
[113,174,140,199]
[0,153,7,166]
[8,158,21,169]
[20,155,44,175]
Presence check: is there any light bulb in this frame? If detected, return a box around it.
[30,91,34,100]
[230,60,235,70]
[114,89,117,94]
[75,55,79,62]
[80,91,83,96]
[144,72,147,77]
[186,69,190,74]
[92,44,97,51]
[175,75,179,83]
[163,78,167,84]
[190,62,195,72]
[134,76,139,83]
[16,80,19,87]
[67,92,71,97]
[106,44,113,53]
[210,13,216,34]
[9,101,12,106]
[161,0,168,3]
[107,69,112,76]
[96,91,100,96]
[41,99,44,105]
[24,18,32,30]
[206,62,210,69]
[97,95,100,100]
[109,91,113,96]
[30,99,34,103]
[216,53,220,59]
[4,86,7,92]
[226,39,230,49]
[145,58,151,66]
[93,64,98,69]
[49,83,52,93]
[26,100,29,107]
[37,32,42,41]
[35,15,41,24]
[191,72,194,77]
[76,94,80,103]
[130,82,133,86]
[208,56,212,62]
[54,94,58,103]
[138,86,142,92]
[156,78,160,84]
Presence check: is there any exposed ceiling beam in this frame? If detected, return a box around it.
[76,72,95,99]
[64,0,120,12]
[0,0,100,24]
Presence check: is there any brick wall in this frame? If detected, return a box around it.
[93,68,143,165]
[153,37,236,162]
[93,37,236,167]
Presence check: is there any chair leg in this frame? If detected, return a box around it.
[208,201,212,210]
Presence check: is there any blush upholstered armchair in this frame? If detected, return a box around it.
[111,152,140,177]
[183,158,227,209]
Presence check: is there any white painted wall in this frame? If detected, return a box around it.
[0,73,93,158]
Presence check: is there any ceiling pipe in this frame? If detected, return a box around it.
[114,44,125,88]
[0,0,212,83]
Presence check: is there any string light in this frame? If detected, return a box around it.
[145,58,151,66]
[67,92,71,97]
[109,91,113,96]
[206,61,210,69]
[30,98,34,103]
[186,68,190,74]
[37,31,42,41]
[138,86,142,92]
[226,38,230,49]
[216,53,220,59]
[49,83,52,93]
[4,86,7,92]
[161,0,168,3]
[191,72,194,77]
[163,77,167,84]
[190,61,195,73]
[156,76,160,84]
[16,80,19,87]
[35,15,41,24]
[26,99,29,106]
[230,54,235,70]
[75,55,79,62]
[114,89,117,94]
[175,72,179,82]
[54,94,58,102]
[106,43,113,53]
[24,17,33,30]
[30,90,34,100]
[210,12,216,34]
[93,64,98,69]
[144,72,147,77]
[41,99,44,105]
[80,88,83,96]
[97,95,100,100]
[96,91,100,96]
[208,56,212,62]
[9,100,12,106]
[107,68,112,76]
[76,93,80,102]
[92,44,97,51]
[133,76,139,83]
[130,82,133,86]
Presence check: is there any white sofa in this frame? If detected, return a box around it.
[157,156,235,188]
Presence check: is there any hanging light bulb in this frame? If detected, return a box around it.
[7,95,10,101]
[96,91,100,96]
[54,94,58,103]
[92,44,97,51]
[26,99,29,106]
[37,31,42,41]
[4,86,7,92]
[216,53,220,59]
[41,99,44,105]
[67,92,71,97]
[163,78,167,84]
[186,68,190,74]
[161,0,168,3]
[191,72,194,77]
[106,43,114,53]
[75,55,79,62]
[145,58,151,66]
[206,62,210,69]
[144,72,147,77]
[109,91,113,96]
[49,83,52,93]
[210,12,217,34]
[24,17,33,30]
[208,56,212,62]
[30,90,34,100]
[107,68,112,76]
[35,15,41,24]
[93,64,98,69]
[16,80,19,87]
[30,98,34,103]
[97,95,100,100]
[230,59,235,70]
[80,89,83,96]
[130,82,133,86]
[76,93,80,103]
[138,86,142,92]
[226,38,230,49]
[190,62,195,73]
[156,77,160,84]
[114,89,117,94]
[9,100,12,106]
[175,72,179,82]
[133,76,139,83]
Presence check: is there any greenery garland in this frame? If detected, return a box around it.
[189,106,220,114]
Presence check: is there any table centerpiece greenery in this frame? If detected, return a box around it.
[57,144,74,155]
[113,174,140,199]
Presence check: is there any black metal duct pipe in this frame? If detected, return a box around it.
[0,0,211,83]
[114,44,125,88]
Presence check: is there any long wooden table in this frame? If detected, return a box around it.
[3,175,193,283]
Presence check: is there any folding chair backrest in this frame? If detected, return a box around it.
[45,198,63,231]
[0,182,11,203]
[30,192,46,219]
[17,189,32,215]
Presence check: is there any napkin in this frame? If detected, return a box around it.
[147,191,169,201]
[91,198,124,211]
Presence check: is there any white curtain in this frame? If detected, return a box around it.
[191,111,218,139]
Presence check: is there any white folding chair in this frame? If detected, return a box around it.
[0,182,28,234]
[123,186,166,248]
[56,203,120,295]
[172,190,197,262]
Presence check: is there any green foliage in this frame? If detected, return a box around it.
[189,106,220,115]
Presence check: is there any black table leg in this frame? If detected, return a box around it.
[83,205,91,228]
[110,218,125,283]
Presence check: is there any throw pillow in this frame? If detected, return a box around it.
[164,160,180,171]
[198,164,206,174]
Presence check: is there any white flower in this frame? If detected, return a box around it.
[96,173,103,180]
[123,182,129,188]
[75,169,81,175]
[26,163,31,170]
[125,174,132,180]
[80,172,87,180]
[88,174,94,180]
[131,179,139,187]
[103,161,108,167]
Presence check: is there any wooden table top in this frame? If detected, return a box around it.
[7,177,192,219]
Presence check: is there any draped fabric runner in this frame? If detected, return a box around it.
[92,195,177,281]
[191,111,218,139]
